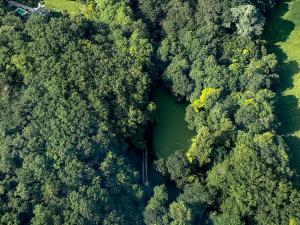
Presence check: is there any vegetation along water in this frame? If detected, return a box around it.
[1,0,300,224]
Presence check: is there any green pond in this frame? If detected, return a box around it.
[153,85,195,159]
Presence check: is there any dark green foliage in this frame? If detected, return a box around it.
[0,0,299,225]
[144,184,195,225]
[0,1,152,223]
[144,185,169,225]
[252,0,277,12]
[138,0,168,24]
[144,0,300,224]
[155,150,192,188]
[207,132,300,224]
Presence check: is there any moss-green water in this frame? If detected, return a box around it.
[153,86,194,159]
[264,0,300,181]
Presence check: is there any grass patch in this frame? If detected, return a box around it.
[264,0,300,183]
[44,0,82,15]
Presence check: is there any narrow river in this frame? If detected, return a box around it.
[153,85,194,159]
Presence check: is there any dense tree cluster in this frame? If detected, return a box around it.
[1,0,299,224]
[0,1,152,224]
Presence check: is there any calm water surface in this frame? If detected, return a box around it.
[153,85,195,159]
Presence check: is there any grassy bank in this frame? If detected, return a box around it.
[264,0,300,182]
[44,0,81,15]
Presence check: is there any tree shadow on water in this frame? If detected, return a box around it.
[264,1,300,184]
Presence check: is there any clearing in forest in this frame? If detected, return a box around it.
[44,0,81,15]
[264,0,300,180]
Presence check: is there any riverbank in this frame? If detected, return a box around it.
[264,0,300,182]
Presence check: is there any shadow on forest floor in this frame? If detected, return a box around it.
[264,0,300,184]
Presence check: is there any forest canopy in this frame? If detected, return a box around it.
[0,0,299,224]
